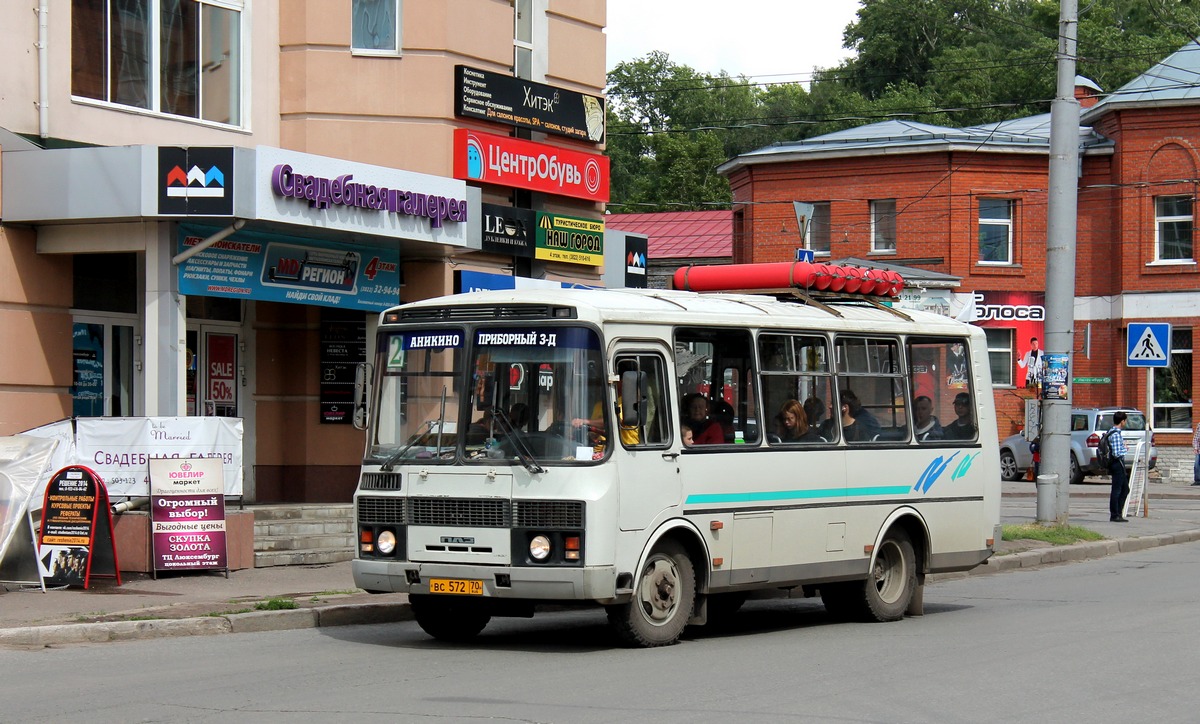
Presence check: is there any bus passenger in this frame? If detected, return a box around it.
[681,393,723,445]
[804,396,832,440]
[680,424,694,446]
[840,389,881,441]
[840,399,865,442]
[913,395,944,441]
[777,399,823,442]
[943,392,976,440]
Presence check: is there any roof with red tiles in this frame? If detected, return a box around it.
[606,210,732,260]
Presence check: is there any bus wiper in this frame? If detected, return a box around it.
[380,419,435,472]
[381,388,448,472]
[489,406,545,474]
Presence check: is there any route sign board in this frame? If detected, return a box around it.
[1127,323,1171,368]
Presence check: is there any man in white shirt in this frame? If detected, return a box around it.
[1017,336,1043,389]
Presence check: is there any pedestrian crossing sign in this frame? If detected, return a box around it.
[1127,323,1171,367]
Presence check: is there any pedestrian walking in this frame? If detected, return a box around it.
[1192,420,1200,485]
[1107,411,1130,521]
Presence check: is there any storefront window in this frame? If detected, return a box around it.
[1152,328,1192,431]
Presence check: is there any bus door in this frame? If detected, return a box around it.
[613,348,681,531]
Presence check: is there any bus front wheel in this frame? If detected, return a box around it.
[607,540,695,647]
[410,594,491,642]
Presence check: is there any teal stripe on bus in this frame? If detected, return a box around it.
[685,485,913,504]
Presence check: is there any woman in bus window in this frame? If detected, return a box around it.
[681,392,723,445]
[777,399,823,443]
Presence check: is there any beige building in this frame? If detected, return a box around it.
[1,0,609,503]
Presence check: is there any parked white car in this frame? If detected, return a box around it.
[999,407,1157,484]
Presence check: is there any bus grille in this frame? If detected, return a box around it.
[358,497,406,525]
[408,497,511,527]
[360,472,403,491]
[514,500,584,528]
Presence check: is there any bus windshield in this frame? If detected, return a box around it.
[367,325,606,466]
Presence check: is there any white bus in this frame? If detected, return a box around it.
[351,271,1001,647]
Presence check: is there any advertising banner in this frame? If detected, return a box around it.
[75,417,244,497]
[37,466,120,588]
[454,65,606,143]
[177,224,401,311]
[149,457,227,573]
[158,147,235,216]
[453,129,609,203]
[535,212,605,266]
[971,290,1046,389]
[624,234,648,288]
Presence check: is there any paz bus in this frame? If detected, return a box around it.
[350,262,1001,647]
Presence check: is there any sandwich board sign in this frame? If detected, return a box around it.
[1127,323,1170,368]
[149,457,229,577]
[37,466,121,589]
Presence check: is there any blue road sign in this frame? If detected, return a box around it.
[1127,323,1171,368]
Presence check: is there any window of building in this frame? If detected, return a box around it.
[984,328,1014,386]
[71,0,242,126]
[871,200,896,253]
[514,0,533,79]
[1155,195,1193,262]
[1152,328,1192,431]
[352,0,400,54]
[978,198,1014,264]
[806,202,831,256]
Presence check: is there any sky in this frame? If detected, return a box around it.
[605,0,864,82]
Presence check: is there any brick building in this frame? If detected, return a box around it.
[719,44,1200,481]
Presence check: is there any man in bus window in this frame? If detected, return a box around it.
[943,392,976,440]
[913,395,944,442]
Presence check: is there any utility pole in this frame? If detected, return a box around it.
[1039,0,1080,523]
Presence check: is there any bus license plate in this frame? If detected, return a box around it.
[429,578,483,595]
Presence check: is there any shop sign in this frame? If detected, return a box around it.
[320,314,366,425]
[455,270,591,293]
[158,147,235,216]
[481,203,536,257]
[177,224,402,311]
[625,234,648,288]
[971,290,1046,389]
[454,65,605,144]
[149,457,227,573]
[255,147,472,248]
[453,129,609,203]
[535,212,604,266]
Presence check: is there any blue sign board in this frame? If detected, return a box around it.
[177,224,401,311]
[1127,323,1171,368]
[794,248,815,263]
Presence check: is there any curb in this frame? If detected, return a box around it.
[5,531,1200,647]
[0,602,413,648]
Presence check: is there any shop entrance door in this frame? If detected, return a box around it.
[186,326,240,417]
[72,315,138,417]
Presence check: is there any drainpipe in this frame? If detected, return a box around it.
[37,0,49,138]
[172,219,246,265]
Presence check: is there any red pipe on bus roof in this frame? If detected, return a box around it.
[671,262,904,297]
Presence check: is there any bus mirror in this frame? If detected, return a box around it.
[353,362,373,430]
[620,370,647,427]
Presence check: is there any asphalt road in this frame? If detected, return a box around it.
[4,539,1198,723]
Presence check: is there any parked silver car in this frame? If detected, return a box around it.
[999,407,1157,484]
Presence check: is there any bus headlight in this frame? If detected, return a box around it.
[529,535,551,560]
[377,530,397,556]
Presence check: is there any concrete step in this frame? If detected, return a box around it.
[254,519,355,537]
[254,532,356,553]
[253,547,355,568]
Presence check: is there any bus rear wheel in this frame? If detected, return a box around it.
[410,594,491,642]
[607,540,695,647]
[821,530,916,622]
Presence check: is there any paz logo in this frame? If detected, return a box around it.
[166,164,226,198]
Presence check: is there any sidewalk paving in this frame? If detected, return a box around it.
[3,477,1199,647]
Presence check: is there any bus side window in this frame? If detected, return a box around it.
[908,337,976,443]
[675,327,760,445]
[835,336,906,444]
[615,354,669,447]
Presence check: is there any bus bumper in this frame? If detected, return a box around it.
[352,558,620,602]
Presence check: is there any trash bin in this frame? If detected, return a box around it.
[1036,473,1057,522]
